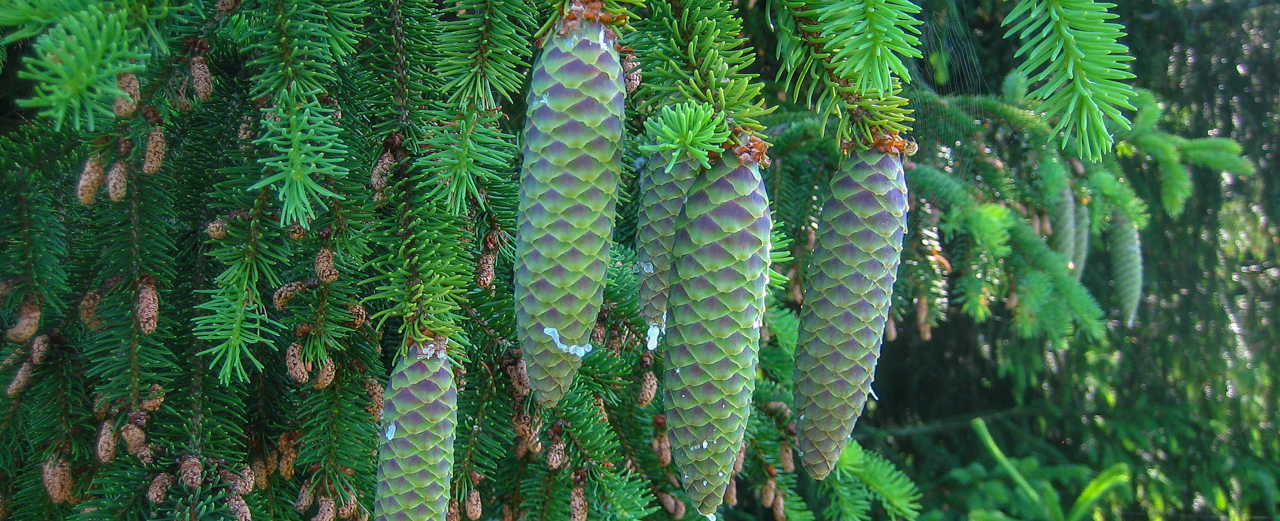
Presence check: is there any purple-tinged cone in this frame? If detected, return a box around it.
[513,18,625,407]
[375,341,457,521]
[664,155,771,515]
[793,151,907,480]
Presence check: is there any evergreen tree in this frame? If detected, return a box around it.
[0,1,1271,521]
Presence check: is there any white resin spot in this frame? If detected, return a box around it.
[544,327,592,358]
[384,423,396,441]
[869,386,880,401]
[706,515,716,521]
[701,441,708,449]
[646,323,662,351]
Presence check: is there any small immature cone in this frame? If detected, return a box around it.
[208,218,229,240]
[108,161,129,202]
[316,496,337,521]
[664,155,771,515]
[287,343,311,383]
[29,335,50,365]
[148,473,175,504]
[656,491,677,515]
[635,146,700,343]
[724,474,737,506]
[772,493,786,521]
[476,248,496,290]
[114,73,140,117]
[733,444,746,473]
[570,486,587,521]
[637,371,657,407]
[364,377,385,422]
[79,155,105,205]
[1072,201,1091,279]
[778,440,794,473]
[506,357,531,401]
[547,439,567,470]
[43,454,72,503]
[338,493,359,518]
[513,11,625,407]
[228,495,252,521]
[761,478,776,509]
[144,127,166,174]
[313,357,336,389]
[793,151,907,480]
[96,420,118,464]
[447,500,461,521]
[279,434,298,480]
[252,458,269,490]
[296,480,316,511]
[5,298,40,342]
[79,290,102,331]
[316,248,339,283]
[1051,187,1077,263]
[374,340,457,521]
[122,423,146,454]
[191,56,213,100]
[348,304,367,329]
[180,455,203,488]
[651,431,671,467]
[137,276,159,334]
[141,384,166,411]
[465,489,481,520]
[7,362,32,396]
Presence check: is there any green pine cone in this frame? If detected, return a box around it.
[375,344,457,521]
[1051,187,1076,264]
[793,151,907,480]
[664,155,771,515]
[1072,200,1090,279]
[1111,213,1142,327]
[636,148,700,346]
[513,18,625,407]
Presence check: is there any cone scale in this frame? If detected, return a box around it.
[636,148,700,347]
[375,343,457,521]
[664,155,771,515]
[513,17,625,407]
[793,151,908,480]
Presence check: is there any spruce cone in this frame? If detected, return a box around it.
[513,11,625,407]
[547,439,567,470]
[347,304,367,329]
[363,377,385,422]
[107,161,129,202]
[296,480,315,511]
[279,433,299,480]
[7,362,32,396]
[208,218,229,240]
[637,370,657,407]
[1112,213,1143,327]
[137,276,159,334]
[374,340,457,521]
[191,56,213,100]
[81,290,103,330]
[228,495,252,521]
[148,473,175,504]
[465,489,482,520]
[122,423,146,454]
[447,499,461,521]
[286,343,311,384]
[252,457,269,490]
[114,73,140,118]
[313,357,336,389]
[143,127,166,174]
[570,486,587,521]
[779,440,794,473]
[664,155,771,515]
[337,493,358,519]
[476,248,496,290]
[96,420,118,464]
[724,474,738,506]
[315,248,339,283]
[275,281,309,310]
[141,384,166,411]
[794,152,907,480]
[315,496,336,521]
[635,145,699,342]
[79,155,105,205]
[761,478,776,509]
[43,453,72,503]
[772,492,787,521]
[180,455,203,487]
[507,357,531,401]
[5,297,40,342]
[29,335,49,365]
[1072,200,1091,279]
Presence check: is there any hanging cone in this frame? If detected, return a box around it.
[793,151,907,480]
[513,7,625,407]
[664,155,771,515]
[635,146,700,347]
[374,339,457,521]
